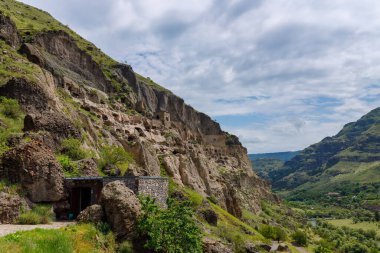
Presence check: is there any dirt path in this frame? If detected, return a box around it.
[0,221,74,237]
[270,241,309,253]
[294,246,309,253]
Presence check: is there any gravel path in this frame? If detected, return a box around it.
[0,221,74,237]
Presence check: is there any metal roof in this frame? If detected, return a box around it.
[64,176,168,181]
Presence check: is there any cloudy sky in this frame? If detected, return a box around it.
[20,0,380,153]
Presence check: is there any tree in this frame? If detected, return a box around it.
[292,230,308,246]
[375,211,380,222]
[137,197,202,253]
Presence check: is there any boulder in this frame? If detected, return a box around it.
[1,141,64,202]
[77,158,99,177]
[100,181,141,240]
[277,244,290,252]
[245,243,259,253]
[202,237,232,253]
[200,208,218,226]
[0,192,29,224]
[258,243,272,252]
[77,204,104,223]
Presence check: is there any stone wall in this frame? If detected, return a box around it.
[64,176,169,208]
[137,177,169,208]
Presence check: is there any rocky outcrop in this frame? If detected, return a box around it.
[277,244,290,252]
[0,192,29,224]
[23,113,80,140]
[77,158,99,177]
[20,31,113,93]
[202,238,232,253]
[77,204,104,223]
[113,64,223,136]
[0,78,51,112]
[124,140,160,176]
[200,208,218,226]
[1,141,64,202]
[0,14,20,48]
[100,181,141,240]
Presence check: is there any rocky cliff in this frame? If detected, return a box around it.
[0,0,276,217]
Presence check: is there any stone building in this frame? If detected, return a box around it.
[61,176,168,219]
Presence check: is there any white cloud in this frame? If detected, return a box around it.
[19,0,380,153]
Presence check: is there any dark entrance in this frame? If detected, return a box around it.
[70,187,92,219]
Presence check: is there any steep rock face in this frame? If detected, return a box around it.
[113,64,222,135]
[0,7,276,217]
[20,31,113,93]
[1,141,64,202]
[100,181,141,240]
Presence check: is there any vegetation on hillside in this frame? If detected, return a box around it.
[251,158,284,181]
[0,97,24,156]
[0,224,116,253]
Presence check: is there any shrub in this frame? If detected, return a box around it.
[98,145,133,174]
[292,230,308,246]
[61,138,88,160]
[0,97,22,119]
[118,241,134,253]
[259,225,287,242]
[138,197,202,253]
[18,212,40,225]
[56,154,79,177]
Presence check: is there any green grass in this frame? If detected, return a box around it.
[0,180,22,195]
[205,202,268,252]
[327,219,380,236]
[0,40,41,85]
[0,224,116,253]
[183,187,204,207]
[0,97,25,156]
[18,204,54,225]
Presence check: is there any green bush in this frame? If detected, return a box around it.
[56,154,80,177]
[99,145,133,175]
[259,224,287,242]
[61,138,88,160]
[138,197,202,253]
[118,241,134,253]
[292,230,308,246]
[0,97,22,119]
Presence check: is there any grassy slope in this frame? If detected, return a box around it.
[0,224,116,253]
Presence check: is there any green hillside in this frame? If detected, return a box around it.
[249,151,300,161]
[251,158,284,181]
[270,107,380,209]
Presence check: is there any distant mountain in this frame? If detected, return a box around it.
[250,158,284,181]
[249,151,299,181]
[269,107,380,208]
[248,151,300,162]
